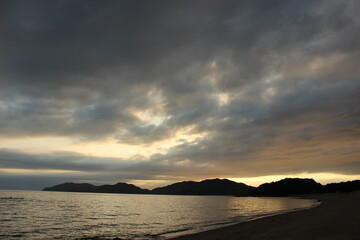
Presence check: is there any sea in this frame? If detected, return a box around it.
[0,190,318,240]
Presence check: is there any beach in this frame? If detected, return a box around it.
[171,192,360,240]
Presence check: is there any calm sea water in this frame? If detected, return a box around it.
[0,190,318,240]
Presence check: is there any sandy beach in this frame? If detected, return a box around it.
[171,192,360,240]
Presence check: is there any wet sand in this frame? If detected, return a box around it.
[171,192,360,240]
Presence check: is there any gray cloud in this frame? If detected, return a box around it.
[0,148,217,190]
[0,0,359,187]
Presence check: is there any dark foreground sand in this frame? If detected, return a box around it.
[171,192,360,240]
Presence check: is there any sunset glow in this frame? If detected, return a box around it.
[0,0,359,190]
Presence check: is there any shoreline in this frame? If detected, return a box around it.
[170,192,360,240]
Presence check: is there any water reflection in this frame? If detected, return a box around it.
[0,191,317,240]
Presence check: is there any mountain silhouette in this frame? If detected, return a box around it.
[43,182,149,194]
[322,180,360,193]
[152,178,254,195]
[97,182,150,194]
[43,178,254,196]
[43,178,360,196]
[43,182,97,192]
[249,178,322,196]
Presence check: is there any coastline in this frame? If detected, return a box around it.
[170,192,360,240]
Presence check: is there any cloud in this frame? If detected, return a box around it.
[0,0,359,186]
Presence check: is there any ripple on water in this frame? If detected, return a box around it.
[0,190,318,240]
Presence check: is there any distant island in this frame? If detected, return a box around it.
[248,178,322,196]
[247,178,360,196]
[43,182,150,194]
[43,178,360,196]
[151,179,254,195]
[43,178,254,196]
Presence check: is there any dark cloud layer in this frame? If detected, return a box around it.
[0,0,359,188]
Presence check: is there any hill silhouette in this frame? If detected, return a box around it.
[322,180,360,193]
[249,178,323,196]
[43,182,97,192]
[43,178,254,196]
[152,178,254,195]
[43,182,149,194]
[43,178,360,196]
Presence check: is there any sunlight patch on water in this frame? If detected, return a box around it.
[0,190,317,240]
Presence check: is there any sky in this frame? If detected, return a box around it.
[0,0,359,190]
